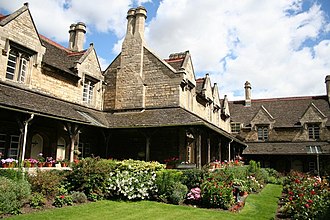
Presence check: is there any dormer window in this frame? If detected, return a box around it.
[6,50,29,82]
[83,79,95,104]
[231,122,241,133]
[308,124,320,140]
[257,126,268,141]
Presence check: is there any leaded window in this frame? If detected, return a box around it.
[257,126,268,141]
[308,124,320,140]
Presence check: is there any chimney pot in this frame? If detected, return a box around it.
[244,81,252,107]
[134,6,147,39]
[325,75,330,104]
[73,22,86,51]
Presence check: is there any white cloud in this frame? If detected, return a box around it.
[145,0,330,100]
[0,0,135,43]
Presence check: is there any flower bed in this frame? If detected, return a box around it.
[279,171,330,219]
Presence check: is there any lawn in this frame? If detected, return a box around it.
[9,184,282,220]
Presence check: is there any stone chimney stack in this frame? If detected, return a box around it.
[73,22,86,51]
[68,22,86,51]
[244,81,252,107]
[133,6,147,39]
[126,8,136,36]
[325,75,330,103]
[68,24,76,50]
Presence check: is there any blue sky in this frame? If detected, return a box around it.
[1,0,330,100]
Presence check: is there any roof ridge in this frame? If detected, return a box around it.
[230,95,327,103]
[39,34,71,53]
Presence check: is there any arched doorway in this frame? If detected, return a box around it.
[56,137,66,160]
[31,134,43,159]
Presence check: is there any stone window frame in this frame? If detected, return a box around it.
[307,123,320,140]
[6,49,30,82]
[4,41,36,83]
[257,125,269,141]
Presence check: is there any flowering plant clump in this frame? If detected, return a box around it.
[106,160,164,200]
[1,158,18,167]
[46,157,56,164]
[164,157,179,165]
[280,171,330,219]
[24,158,38,167]
[186,187,201,204]
[37,153,45,162]
[53,195,73,208]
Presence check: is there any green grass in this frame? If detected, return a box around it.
[9,184,282,220]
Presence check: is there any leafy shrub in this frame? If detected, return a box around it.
[53,195,73,208]
[168,182,188,205]
[0,177,31,214]
[181,169,203,189]
[200,173,235,209]
[263,168,284,184]
[155,169,182,202]
[66,157,115,200]
[106,160,163,200]
[71,191,88,204]
[0,168,24,181]
[29,192,46,209]
[27,170,64,198]
[280,171,330,219]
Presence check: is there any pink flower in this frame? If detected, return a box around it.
[305,203,310,208]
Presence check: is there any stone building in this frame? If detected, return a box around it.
[0,4,244,167]
[229,80,330,174]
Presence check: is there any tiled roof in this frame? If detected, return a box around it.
[0,82,108,127]
[40,35,85,77]
[229,96,330,127]
[243,141,330,155]
[195,78,205,94]
[164,51,188,71]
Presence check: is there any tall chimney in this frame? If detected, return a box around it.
[73,22,86,51]
[244,81,251,107]
[126,8,136,36]
[325,75,330,103]
[134,6,147,39]
[68,23,76,50]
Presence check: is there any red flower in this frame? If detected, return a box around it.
[295,179,300,184]
[288,191,294,195]
[289,196,293,201]
[310,190,316,195]
[60,195,65,199]
[305,203,310,208]
[307,199,313,204]
[298,193,304,197]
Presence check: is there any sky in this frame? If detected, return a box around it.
[1,0,330,101]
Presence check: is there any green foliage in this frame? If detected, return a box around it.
[200,172,235,209]
[154,169,188,205]
[180,169,203,189]
[106,159,163,200]
[0,176,31,215]
[66,157,115,200]
[0,168,25,181]
[29,192,46,209]
[53,195,73,208]
[280,171,330,219]
[71,191,88,204]
[167,182,188,205]
[27,170,64,198]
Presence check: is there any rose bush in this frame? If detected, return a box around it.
[280,171,330,219]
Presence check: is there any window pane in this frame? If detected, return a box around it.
[6,52,17,80]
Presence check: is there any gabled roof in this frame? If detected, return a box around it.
[40,35,85,77]
[229,96,330,127]
[0,4,29,26]
[164,51,188,71]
